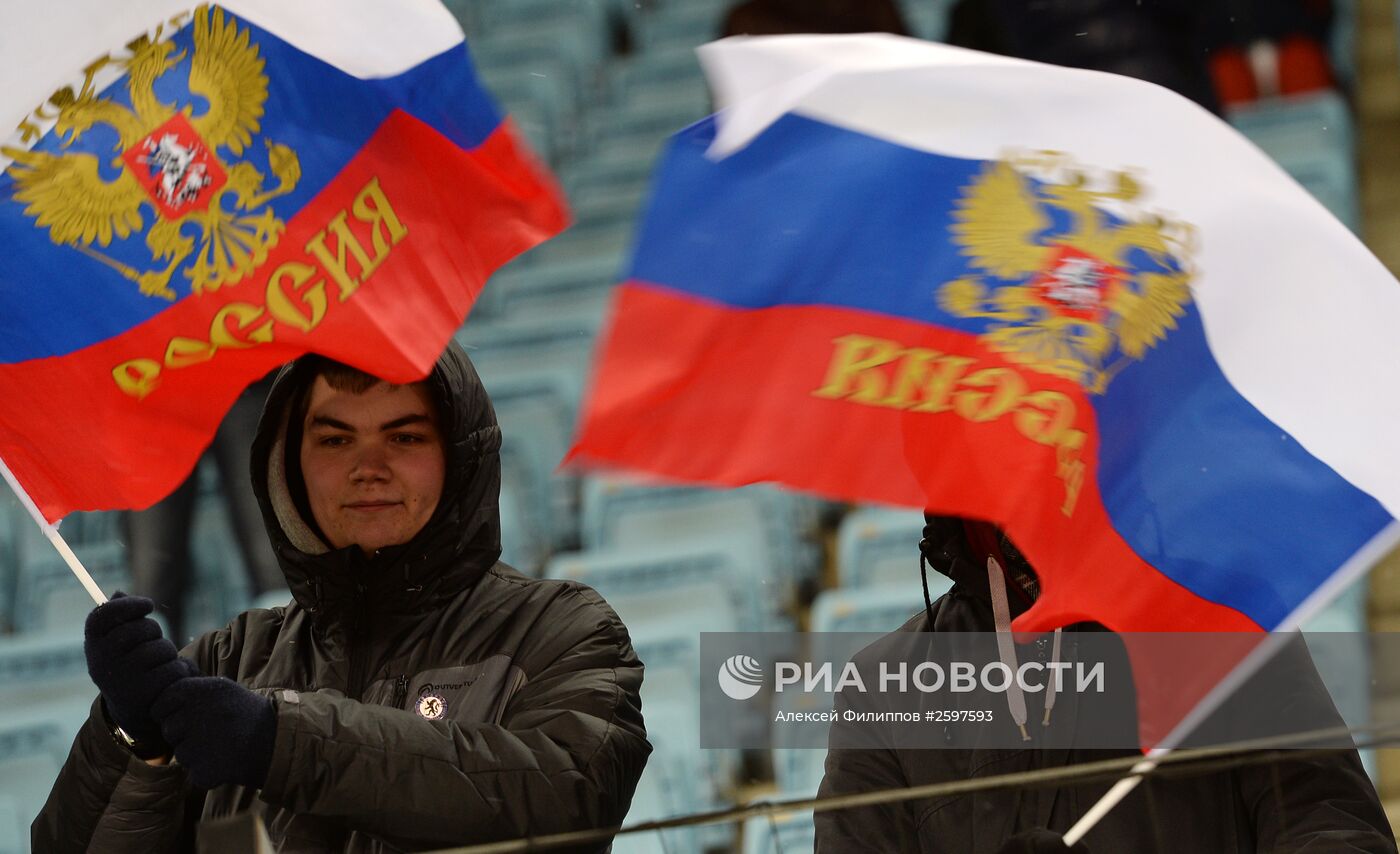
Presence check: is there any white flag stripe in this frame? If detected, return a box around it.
[700,34,1400,517]
[1,0,462,144]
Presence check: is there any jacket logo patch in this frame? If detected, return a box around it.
[416,692,447,720]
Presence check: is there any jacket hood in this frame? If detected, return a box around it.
[920,514,1038,617]
[250,342,503,625]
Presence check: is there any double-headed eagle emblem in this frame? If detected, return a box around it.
[938,153,1196,394]
[2,5,299,300]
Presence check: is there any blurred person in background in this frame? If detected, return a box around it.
[946,0,1221,113]
[125,375,281,646]
[720,0,910,38]
[34,343,650,853]
[815,514,1395,852]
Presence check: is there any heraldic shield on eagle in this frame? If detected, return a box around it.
[2,5,300,301]
[938,152,1196,395]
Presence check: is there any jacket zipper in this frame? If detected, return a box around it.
[346,584,371,700]
[392,675,410,710]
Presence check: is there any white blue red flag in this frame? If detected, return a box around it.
[570,35,1400,638]
[0,0,566,521]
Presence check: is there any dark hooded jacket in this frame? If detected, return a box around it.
[815,517,1395,853]
[32,344,650,853]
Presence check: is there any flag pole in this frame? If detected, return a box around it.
[0,455,107,606]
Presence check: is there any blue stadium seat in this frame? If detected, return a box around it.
[610,44,707,101]
[743,810,817,854]
[0,796,22,854]
[491,386,578,562]
[184,491,253,642]
[835,507,924,589]
[1303,577,1373,778]
[487,254,621,322]
[581,477,816,622]
[589,87,710,151]
[561,147,659,201]
[627,615,741,822]
[1229,91,1353,161]
[13,541,128,635]
[899,0,956,42]
[1229,92,1359,230]
[547,543,760,629]
[615,693,708,854]
[635,2,723,51]
[772,686,833,798]
[458,316,596,414]
[0,708,88,852]
[810,585,926,635]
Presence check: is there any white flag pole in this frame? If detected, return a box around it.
[0,455,107,606]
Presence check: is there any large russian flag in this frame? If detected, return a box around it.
[0,0,567,522]
[570,35,1400,638]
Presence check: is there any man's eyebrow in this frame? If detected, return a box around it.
[308,415,355,432]
[379,413,433,432]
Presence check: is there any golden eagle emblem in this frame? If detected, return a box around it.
[1,5,300,300]
[937,152,1196,394]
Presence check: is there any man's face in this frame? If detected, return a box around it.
[299,377,446,555]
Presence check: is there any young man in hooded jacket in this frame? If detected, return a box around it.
[814,514,1396,853]
[32,343,651,853]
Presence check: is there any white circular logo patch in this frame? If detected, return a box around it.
[717,654,764,701]
[416,692,447,720]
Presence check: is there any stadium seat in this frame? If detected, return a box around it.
[0,796,22,854]
[184,493,253,642]
[742,810,817,854]
[635,2,723,51]
[899,0,956,42]
[1228,92,1359,230]
[581,477,816,621]
[622,638,737,850]
[615,693,708,854]
[771,686,834,797]
[810,585,928,635]
[488,380,581,555]
[487,254,622,322]
[610,44,707,102]
[835,507,925,589]
[547,542,761,630]
[13,542,129,635]
[0,710,87,851]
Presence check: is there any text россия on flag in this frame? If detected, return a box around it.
[568,35,1400,643]
[0,0,567,521]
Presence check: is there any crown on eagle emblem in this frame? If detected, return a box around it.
[2,5,300,300]
[938,152,1196,395]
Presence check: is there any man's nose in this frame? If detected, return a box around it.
[349,445,391,483]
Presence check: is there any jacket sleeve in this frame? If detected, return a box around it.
[814,640,925,854]
[1241,751,1397,853]
[815,743,924,853]
[1236,635,1396,852]
[256,591,651,851]
[30,615,254,854]
[30,697,198,854]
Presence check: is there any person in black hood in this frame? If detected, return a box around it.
[814,514,1395,853]
[34,343,651,853]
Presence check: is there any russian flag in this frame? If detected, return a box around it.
[0,0,567,522]
[569,35,1400,639]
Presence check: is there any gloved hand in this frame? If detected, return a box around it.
[84,593,197,749]
[996,829,1090,853]
[153,676,277,789]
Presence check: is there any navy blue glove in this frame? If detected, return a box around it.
[84,593,197,749]
[997,830,1090,853]
[153,676,276,789]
